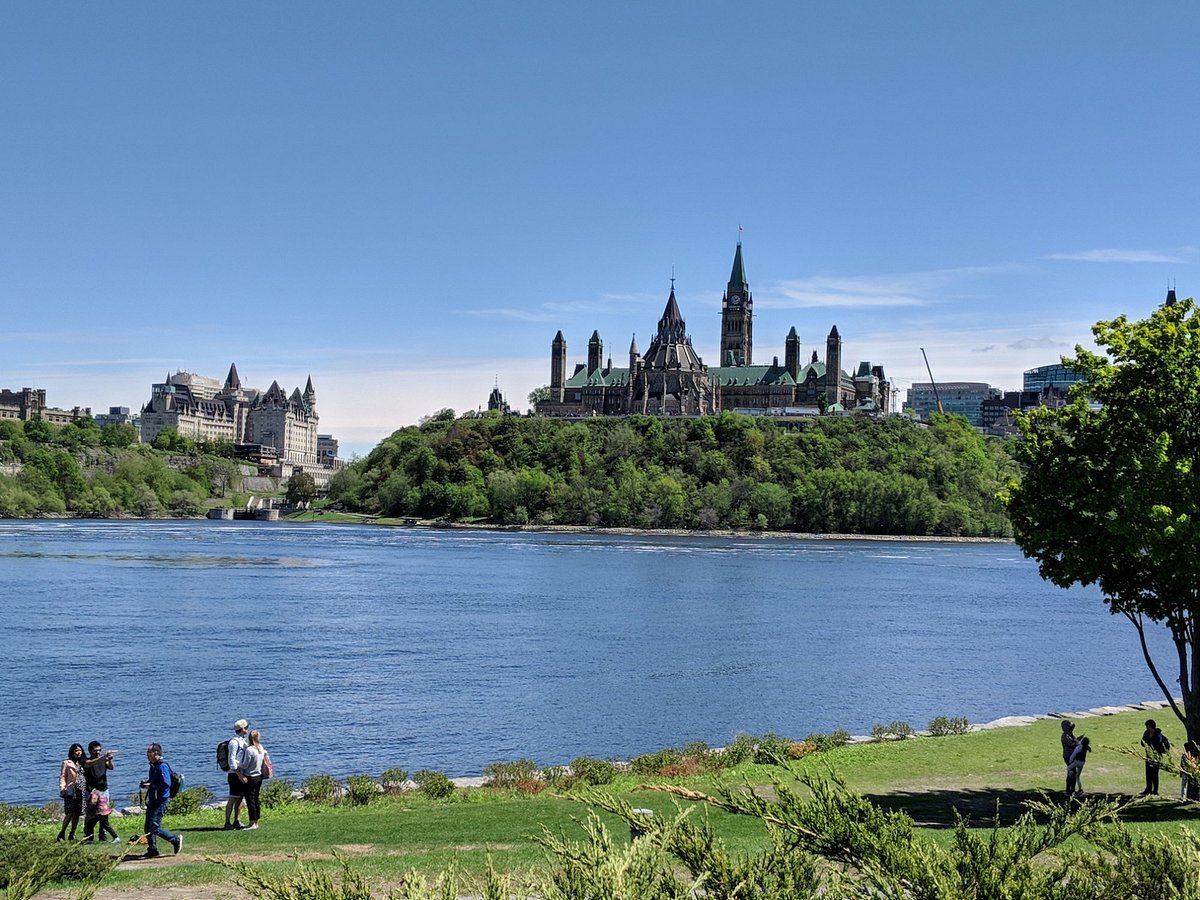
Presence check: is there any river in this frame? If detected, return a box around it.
[0,519,1174,805]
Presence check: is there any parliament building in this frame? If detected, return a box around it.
[535,244,890,417]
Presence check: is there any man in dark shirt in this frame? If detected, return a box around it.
[1141,719,1168,795]
[82,741,119,843]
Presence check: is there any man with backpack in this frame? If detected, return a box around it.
[1141,718,1171,796]
[223,719,251,830]
[139,743,181,858]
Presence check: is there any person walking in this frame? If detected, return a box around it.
[224,719,251,830]
[56,743,86,841]
[138,743,181,859]
[244,730,268,830]
[1060,720,1079,796]
[82,741,119,844]
[1141,719,1170,796]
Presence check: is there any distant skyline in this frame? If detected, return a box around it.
[3,3,1197,457]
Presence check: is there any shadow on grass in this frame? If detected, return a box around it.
[862,788,1200,828]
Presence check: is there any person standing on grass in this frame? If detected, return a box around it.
[1182,741,1200,802]
[82,741,119,844]
[243,729,268,830]
[1141,719,1170,796]
[1067,736,1091,798]
[139,743,181,858]
[224,718,251,829]
[1061,720,1079,795]
[56,743,86,841]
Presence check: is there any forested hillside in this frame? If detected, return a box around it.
[0,418,241,517]
[330,411,1018,536]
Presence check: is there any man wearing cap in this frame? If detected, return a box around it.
[224,719,251,830]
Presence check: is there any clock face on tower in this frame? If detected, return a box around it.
[729,294,742,307]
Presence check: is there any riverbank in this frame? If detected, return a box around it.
[287,510,1014,543]
[23,703,1200,900]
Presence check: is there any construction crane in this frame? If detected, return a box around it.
[920,348,944,415]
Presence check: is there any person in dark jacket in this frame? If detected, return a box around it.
[1141,719,1168,795]
[138,743,181,859]
[1061,720,1079,795]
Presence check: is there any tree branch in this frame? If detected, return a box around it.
[1124,609,1185,725]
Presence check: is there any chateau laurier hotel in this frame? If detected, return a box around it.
[139,364,323,470]
[535,243,891,417]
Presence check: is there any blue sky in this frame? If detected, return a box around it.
[3,3,1197,457]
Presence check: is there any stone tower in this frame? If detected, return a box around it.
[587,330,603,374]
[719,242,753,366]
[303,375,316,415]
[785,326,801,381]
[825,325,842,406]
[550,331,567,403]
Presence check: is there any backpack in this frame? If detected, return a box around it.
[217,739,231,772]
[167,763,184,798]
[1154,731,1171,754]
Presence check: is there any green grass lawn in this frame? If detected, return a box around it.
[25,707,1200,894]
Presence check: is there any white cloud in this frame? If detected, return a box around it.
[1046,247,1196,264]
[765,265,1015,310]
[1008,337,1070,351]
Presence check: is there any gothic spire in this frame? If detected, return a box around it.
[657,286,686,341]
[728,241,749,295]
[224,363,241,390]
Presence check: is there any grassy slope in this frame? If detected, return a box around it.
[47,708,1200,893]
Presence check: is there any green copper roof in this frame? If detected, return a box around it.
[710,365,796,386]
[563,366,632,388]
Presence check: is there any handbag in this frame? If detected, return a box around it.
[261,754,273,780]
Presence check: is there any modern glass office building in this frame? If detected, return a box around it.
[903,382,1002,426]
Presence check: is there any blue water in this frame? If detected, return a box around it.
[0,520,1175,805]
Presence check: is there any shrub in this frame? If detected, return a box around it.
[413,769,455,799]
[630,748,684,776]
[805,729,851,753]
[571,756,617,786]
[380,767,409,795]
[0,831,116,890]
[755,732,796,764]
[483,758,539,789]
[167,784,213,816]
[713,734,756,768]
[301,773,341,804]
[786,740,816,759]
[261,778,296,809]
[542,766,577,790]
[928,715,971,736]
[344,774,378,806]
[0,804,55,828]
[659,758,703,778]
[872,720,915,741]
[682,740,711,758]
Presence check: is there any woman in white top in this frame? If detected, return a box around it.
[244,730,268,829]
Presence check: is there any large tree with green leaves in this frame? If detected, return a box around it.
[1007,297,1200,740]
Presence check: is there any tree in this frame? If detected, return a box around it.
[527,384,551,406]
[100,422,139,448]
[285,470,317,506]
[1006,298,1200,741]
